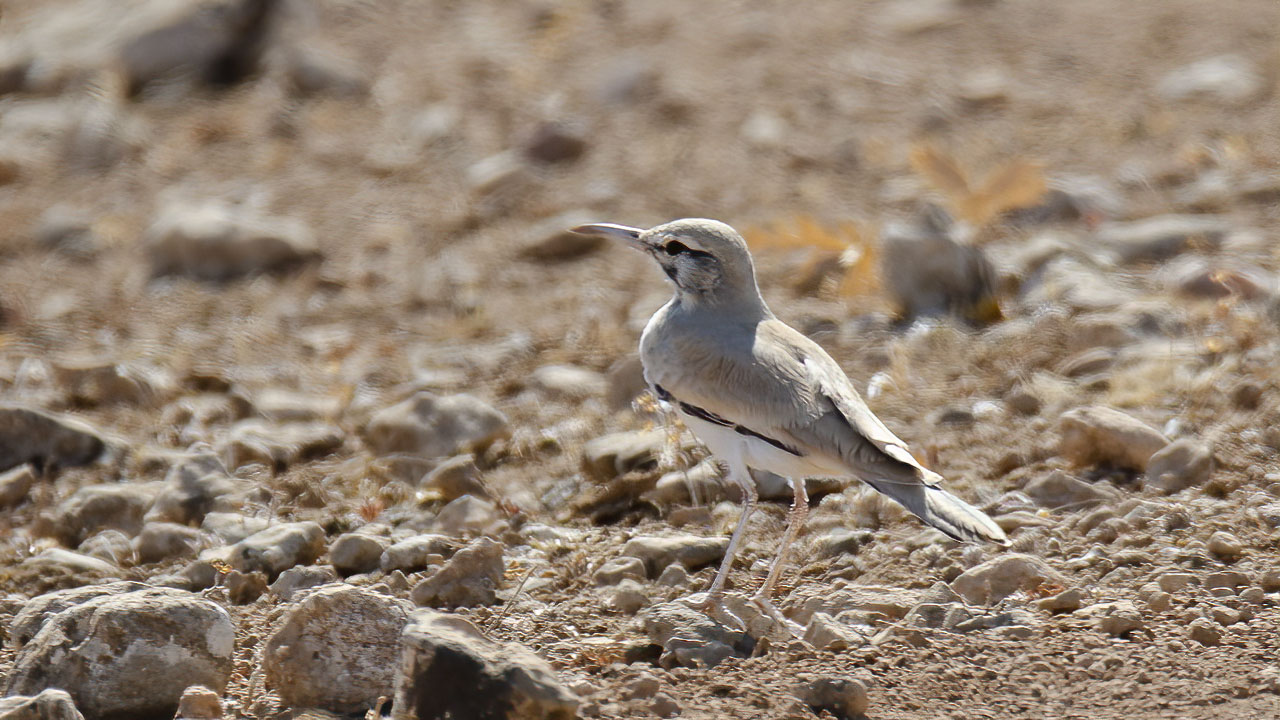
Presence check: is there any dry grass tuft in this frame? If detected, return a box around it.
[908,144,1048,233]
[744,216,884,302]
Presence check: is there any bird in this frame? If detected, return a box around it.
[572,218,1007,625]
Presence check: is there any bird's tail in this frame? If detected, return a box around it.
[864,477,1008,545]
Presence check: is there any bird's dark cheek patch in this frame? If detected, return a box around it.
[662,265,679,282]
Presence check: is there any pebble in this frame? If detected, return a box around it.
[621,534,729,577]
[120,0,279,94]
[380,534,456,574]
[410,536,504,608]
[1187,617,1222,646]
[264,585,412,714]
[218,419,343,471]
[950,554,1068,605]
[1035,587,1084,613]
[524,120,588,164]
[593,556,647,586]
[393,610,579,719]
[223,570,267,605]
[606,579,649,614]
[1058,405,1170,471]
[175,685,224,719]
[798,676,870,718]
[1145,439,1214,493]
[145,201,320,281]
[269,566,339,602]
[1206,531,1244,561]
[78,529,134,565]
[220,521,326,579]
[1024,469,1118,509]
[581,429,671,481]
[1095,214,1231,264]
[363,392,510,459]
[133,522,204,564]
[420,454,488,500]
[1157,572,1197,593]
[656,564,689,587]
[0,689,85,720]
[5,587,234,719]
[201,512,270,545]
[0,463,35,508]
[803,612,867,651]
[54,482,158,545]
[433,494,505,537]
[0,406,106,473]
[150,464,246,527]
[1260,570,1280,592]
[1156,55,1264,105]
[19,547,120,581]
[519,212,607,262]
[529,364,609,400]
[1077,601,1144,637]
[1204,571,1249,591]
[1210,605,1241,626]
[650,693,681,718]
[330,532,389,576]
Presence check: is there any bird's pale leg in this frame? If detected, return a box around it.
[757,476,809,600]
[705,461,758,600]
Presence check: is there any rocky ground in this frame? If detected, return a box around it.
[2,0,1280,718]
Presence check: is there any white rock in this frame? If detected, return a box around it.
[364,392,509,459]
[621,534,728,576]
[0,689,85,720]
[1157,55,1263,105]
[146,201,320,281]
[1059,405,1169,471]
[380,534,456,574]
[1024,469,1118,508]
[529,364,608,400]
[330,532,390,576]
[1146,439,1214,493]
[410,537,504,608]
[221,521,326,578]
[0,463,35,508]
[264,585,412,714]
[4,588,234,719]
[950,554,1067,605]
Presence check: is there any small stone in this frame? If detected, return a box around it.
[1146,439,1214,493]
[950,554,1068,605]
[466,151,530,197]
[529,364,608,400]
[52,358,174,407]
[120,0,279,94]
[1078,601,1144,637]
[78,529,134,565]
[1188,617,1222,646]
[218,420,343,471]
[1058,405,1170,471]
[16,547,120,588]
[330,533,389,577]
[1005,387,1042,416]
[1211,605,1241,626]
[200,512,269,544]
[621,534,729,577]
[146,201,320,281]
[410,537,503,608]
[524,120,588,164]
[606,579,648,614]
[1231,381,1264,411]
[1145,590,1172,613]
[1260,570,1280,592]
[1158,572,1197,593]
[803,612,867,651]
[1095,215,1231,264]
[380,534,456,574]
[656,564,689,587]
[433,494,504,537]
[5,588,234,720]
[0,463,36,508]
[649,693,681,718]
[224,570,268,604]
[640,600,744,668]
[175,685,224,719]
[1035,587,1084,613]
[282,47,367,98]
[798,676,870,718]
[1157,55,1263,105]
[1207,531,1244,561]
[519,212,606,262]
[269,565,339,602]
[393,610,578,719]
[420,454,488,500]
[1024,469,1118,509]
[1204,571,1249,591]
[0,406,105,473]
[222,521,326,579]
[593,556,647,586]
[132,522,203,564]
[363,392,509,459]
[264,585,412,714]
[54,482,157,545]
[581,429,670,481]
[0,689,85,720]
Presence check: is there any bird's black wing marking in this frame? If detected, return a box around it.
[653,384,802,457]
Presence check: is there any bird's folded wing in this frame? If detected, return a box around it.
[654,319,928,485]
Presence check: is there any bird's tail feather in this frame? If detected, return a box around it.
[864,479,1008,545]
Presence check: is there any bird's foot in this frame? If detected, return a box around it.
[750,594,806,640]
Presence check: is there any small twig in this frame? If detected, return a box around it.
[486,565,536,632]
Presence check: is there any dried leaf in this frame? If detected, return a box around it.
[909,144,970,202]
[968,160,1048,225]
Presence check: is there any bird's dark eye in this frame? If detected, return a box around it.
[664,241,689,256]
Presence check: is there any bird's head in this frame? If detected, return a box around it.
[572,218,764,309]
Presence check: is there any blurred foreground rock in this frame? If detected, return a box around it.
[4,587,234,719]
[0,689,85,720]
[392,610,578,720]
[364,392,510,460]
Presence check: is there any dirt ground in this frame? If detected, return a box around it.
[2,0,1280,718]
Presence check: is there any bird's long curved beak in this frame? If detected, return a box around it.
[570,223,647,250]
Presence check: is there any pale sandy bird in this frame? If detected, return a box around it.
[573,218,1007,617]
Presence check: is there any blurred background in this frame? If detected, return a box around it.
[1,0,1280,715]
